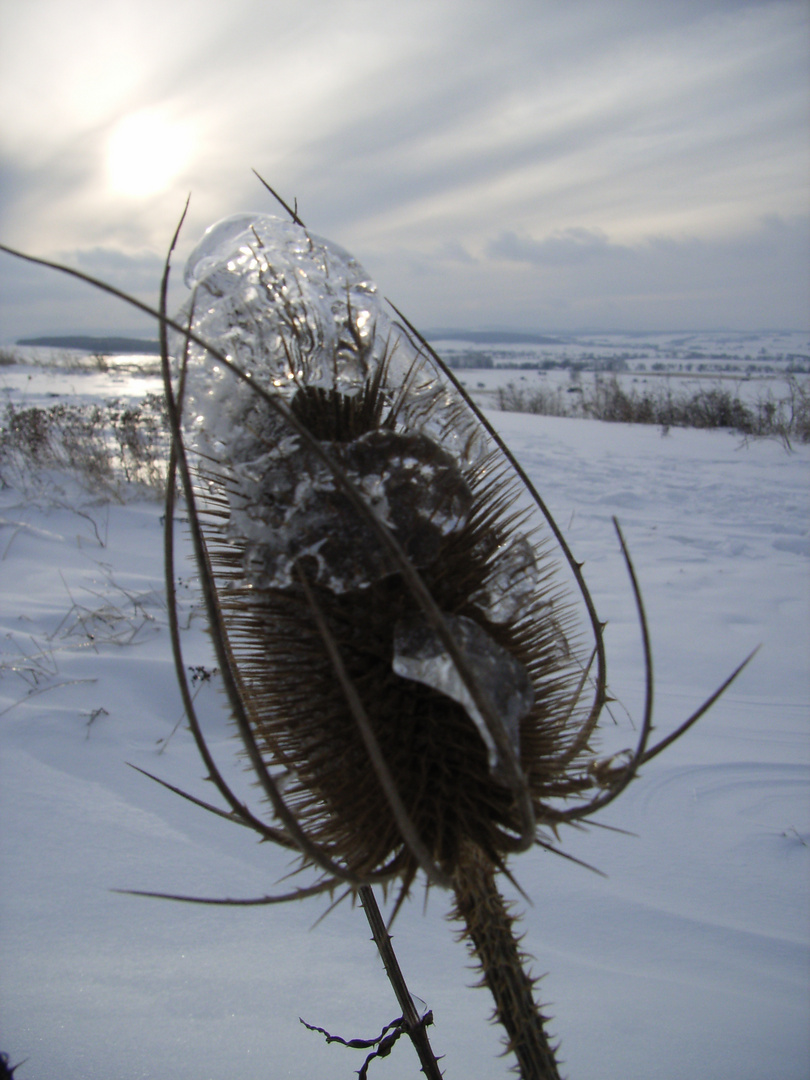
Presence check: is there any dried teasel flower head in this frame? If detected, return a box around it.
[166,210,741,900]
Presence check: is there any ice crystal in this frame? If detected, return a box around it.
[392,613,534,776]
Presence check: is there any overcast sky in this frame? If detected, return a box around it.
[1,0,807,340]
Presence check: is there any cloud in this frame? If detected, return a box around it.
[0,0,807,333]
[3,211,807,344]
[487,228,632,267]
[473,214,810,330]
[0,246,187,341]
[359,212,810,332]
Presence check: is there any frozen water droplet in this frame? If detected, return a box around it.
[392,613,533,776]
[178,212,383,404]
[183,213,263,289]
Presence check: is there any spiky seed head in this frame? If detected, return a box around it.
[172,214,594,888]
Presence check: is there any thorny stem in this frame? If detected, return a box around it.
[452,842,562,1080]
[359,885,444,1080]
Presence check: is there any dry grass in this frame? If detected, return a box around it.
[0,395,169,496]
[497,373,810,446]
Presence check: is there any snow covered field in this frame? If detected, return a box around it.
[435,330,810,421]
[1,359,808,1079]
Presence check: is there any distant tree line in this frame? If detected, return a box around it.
[16,335,160,354]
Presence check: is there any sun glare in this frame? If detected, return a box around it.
[105,111,191,197]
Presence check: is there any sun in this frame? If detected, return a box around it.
[105,110,191,197]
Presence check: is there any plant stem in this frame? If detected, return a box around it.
[451,842,562,1080]
[359,884,444,1079]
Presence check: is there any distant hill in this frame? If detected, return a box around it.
[426,329,566,345]
[16,329,567,353]
[16,335,160,354]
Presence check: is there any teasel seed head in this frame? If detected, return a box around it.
[164,212,603,896]
[168,209,754,900]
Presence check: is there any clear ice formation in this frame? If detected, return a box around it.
[230,428,473,593]
[470,536,540,624]
[181,213,383,398]
[173,212,486,594]
[175,212,539,770]
[175,212,481,465]
[392,613,534,775]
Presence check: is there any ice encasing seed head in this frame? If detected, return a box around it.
[173,213,591,886]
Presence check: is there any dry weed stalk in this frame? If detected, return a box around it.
[0,189,754,1080]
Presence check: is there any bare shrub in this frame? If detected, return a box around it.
[499,372,810,445]
[106,394,168,487]
[751,375,810,447]
[0,396,169,495]
[496,382,572,416]
[1,401,111,487]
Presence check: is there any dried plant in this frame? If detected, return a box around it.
[0,190,754,1080]
[0,395,168,495]
[497,372,810,446]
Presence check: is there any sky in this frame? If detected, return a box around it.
[0,0,808,340]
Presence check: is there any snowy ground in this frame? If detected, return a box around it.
[430,328,810,419]
[1,362,808,1080]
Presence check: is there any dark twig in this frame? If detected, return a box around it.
[359,885,444,1079]
[0,1054,26,1080]
[252,170,306,226]
[300,1015,412,1079]
[640,645,760,764]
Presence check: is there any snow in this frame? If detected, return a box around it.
[1,362,809,1079]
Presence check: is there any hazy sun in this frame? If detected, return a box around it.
[105,110,191,197]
